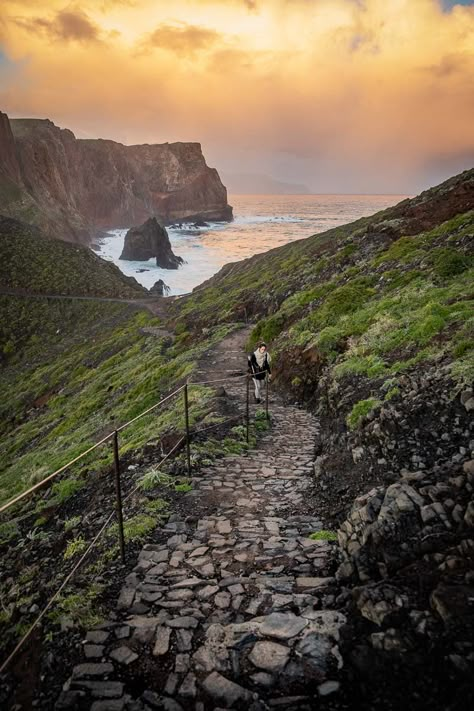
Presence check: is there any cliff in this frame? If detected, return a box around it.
[0,112,232,244]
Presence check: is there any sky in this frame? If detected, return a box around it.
[0,0,473,194]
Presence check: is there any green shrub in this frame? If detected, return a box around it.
[48,476,86,507]
[347,398,381,430]
[316,325,345,355]
[0,520,20,545]
[64,535,87,560]
[64,516,82,532]
[174,480,192,493]
[374,236,423,265]
[144,498,169,516]
[452,338,474,359]
[309,530,337,541]
[138,468,165,491]
[431,248,470,277]
[122,514,156,543]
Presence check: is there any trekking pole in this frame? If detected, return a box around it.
[112,431,126,564]
[246,374,250,444]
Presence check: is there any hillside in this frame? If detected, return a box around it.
[0,216,147,298]
[174,168,473,520]
[0,112,232,244]
[0,168,473,709]
[168,168,474,706]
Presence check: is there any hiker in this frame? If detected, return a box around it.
[248,341,272,403]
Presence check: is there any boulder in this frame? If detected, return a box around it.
[149,279,170,296]
[120,218,183,269]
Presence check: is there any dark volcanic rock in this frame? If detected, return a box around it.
[120,218,183,269]
[149,279,170,296]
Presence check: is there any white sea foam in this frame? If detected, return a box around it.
[96,193,408,296]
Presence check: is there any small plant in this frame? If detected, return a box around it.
[0,520,20,546]
[28,465,49,487]
[174,481,192,493]
[309,530,338,541]
[230,425,247,440]
[49,583,104,628]
[431,248,470,277]
[109,513,157,544]
[138,468,167,491]
[25,528,50,543]
[347,398,381,430]
[36,476,86,512]
[64,535,87,560]
[144,498,169,516]
[64,515,82,532]
[384,386,400,401]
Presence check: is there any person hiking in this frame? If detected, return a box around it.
[248,341,272,403]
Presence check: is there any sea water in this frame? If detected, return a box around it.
[97,194,409,296]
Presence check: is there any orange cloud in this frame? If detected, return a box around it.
[13,8,103,44]
[0,0,473,192]
[140,22,222,56]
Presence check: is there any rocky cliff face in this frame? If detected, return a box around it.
[0,112,232,244]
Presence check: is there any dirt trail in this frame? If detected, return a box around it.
[0,288,179,317]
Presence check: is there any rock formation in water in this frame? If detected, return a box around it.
[120,217,183,269]
[0,111,232,245]
[149,279,170,296]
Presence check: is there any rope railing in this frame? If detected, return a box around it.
[0,433,188,676]
[0,369,271,672]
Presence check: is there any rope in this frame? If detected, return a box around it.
[0,507,116,674]
[189,374,248,385]
[191,414,243,436]
[0,434,187,673]
[0,433,114,516]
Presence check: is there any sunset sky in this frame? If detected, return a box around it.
[0,0,473,193]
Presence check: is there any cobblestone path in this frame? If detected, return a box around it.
[57,328,345,711]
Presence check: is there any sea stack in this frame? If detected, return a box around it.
[120,218,183,269]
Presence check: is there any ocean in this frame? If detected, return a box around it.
[97,194,409,296]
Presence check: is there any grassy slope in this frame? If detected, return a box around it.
[0,296,236,506]
[0,216,239,507]
[173,172,474,399]
[0,215,146,298]
[1,170,473,506]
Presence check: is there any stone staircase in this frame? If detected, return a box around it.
[56,329,346,711]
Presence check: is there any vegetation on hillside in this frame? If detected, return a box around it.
[0,297,236,506]
[0,216,146,298]
[173,178,474,399]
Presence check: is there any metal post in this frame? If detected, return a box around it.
[246,375,250,444]
[184,384,191,476]
[112,431,126,564]
[265,374,269,420]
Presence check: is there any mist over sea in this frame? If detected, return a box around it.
[97,194,409,296]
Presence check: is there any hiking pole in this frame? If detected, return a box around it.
[246,374,250,444]
[184,383,192,476]
[112,431,126,564]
